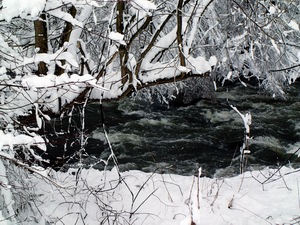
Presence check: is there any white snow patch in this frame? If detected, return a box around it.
[1,0,46,21]
[108,32,126,45]
[0,131,45,153]
[178,66,191,73]
[288,20,299,31]
[271,39,281,54]
[230,105,252,134]
[21,73,106,90]
[209,55,218,67]
[187,56,212,74]
[47,8,83,27]
[24,47,79,68]
[269,6,276,15]
[27,166,300,225]
[131,0,157,12]
[0,67,7,75]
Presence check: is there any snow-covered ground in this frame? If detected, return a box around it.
[23,166,300,225]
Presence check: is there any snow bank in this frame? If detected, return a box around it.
[27,166,300,225]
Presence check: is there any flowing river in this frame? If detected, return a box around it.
[48,82,300,177]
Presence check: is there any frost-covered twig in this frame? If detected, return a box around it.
[123,172,156,219]
[259,147,300,185]
[230,104,252,174]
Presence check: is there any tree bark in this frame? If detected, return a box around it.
[177,0,186,70]
[34,13,48,75]
[55,5,77,75]
[117,0,130,85]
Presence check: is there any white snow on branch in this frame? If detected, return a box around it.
[0,0,46,21]
[0,131,46,154]
[178,66,191,73]
[271,39,281,54]
[24,47,79,68]
[209,56,218,67]
[20,73,108,112]
[108,32,126,45]
[130,0,157,12]
[269,5,277,15]
[47,8,83,27]
[0,34,21,62]
[21,73,107,91]
[288,20,299,31]
[67,6,93,57]
[230,105,252,134]
[186,56,213,74]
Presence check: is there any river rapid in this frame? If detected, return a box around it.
[67,83,300,177]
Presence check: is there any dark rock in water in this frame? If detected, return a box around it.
[170,76,215,106]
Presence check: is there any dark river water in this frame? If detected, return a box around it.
[48,83,300,177]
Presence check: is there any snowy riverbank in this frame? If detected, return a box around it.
[18,166,300,225]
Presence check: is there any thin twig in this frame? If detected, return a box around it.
[262,147,300,185]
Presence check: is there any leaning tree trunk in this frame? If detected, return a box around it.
[54,5,77,75]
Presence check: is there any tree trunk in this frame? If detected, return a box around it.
[55,5,77,75]
[117,0,130,85]
[34,13,48,75]
[177,0,186,71]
